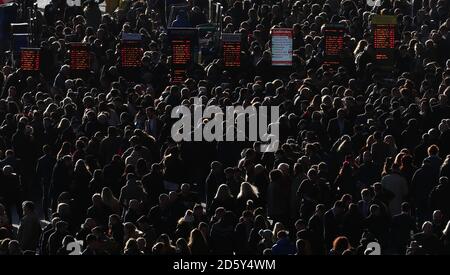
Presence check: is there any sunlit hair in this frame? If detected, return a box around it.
[272,222,285,241]
[237,182,259,199]
[101,187,118,208]
[332,236,351,253]
[214,184,233,200]
[353,39,368,56]
[443,220,450,236]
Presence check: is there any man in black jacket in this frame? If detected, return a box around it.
[0,165,22,222]
[36,145,57,220]
[323,200,345,250]
[49,155,73,211]
[390,202,417,254]
[429,177,450,218]
[326,108,353,143]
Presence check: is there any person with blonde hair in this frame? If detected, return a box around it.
[236,182,259,214]
[208,184,235,214]
[101,187,121,215]
[188,228,209,255]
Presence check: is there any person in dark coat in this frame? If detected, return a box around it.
[142,163,165,207]
[210,211,236,254]
[17,201,42,252]
[102,155,124,197]
[205,161,225,208]
[411,159,439,223]
[49,155,73,211]
[390,202,417,255]
[48,221,70,255]
[0,165,22,222]
[429,177,450,218]
[71,160,92,211]
[334,161,358,199]
[147,194,176,236]
[412,221,442,255]
[99,127,122,165]
[323,200,346,250]
[36,145,57,220]
[326,108,353,143]
[208,184,236,215]
[370,131,390,167]
[342,203,364,247]
[39,217,60,255]
[363,204,390,249]
[308,204,326,255]
[86,194,112,228]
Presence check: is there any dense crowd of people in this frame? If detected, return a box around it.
[0,0,450,255]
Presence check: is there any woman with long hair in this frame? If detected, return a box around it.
[208,184,236,214]
[101,187,122,215]
[197,222,210,246]
[236,182,260,215]
[135,158,149,179]
[441,220,450,254]
[441,155,450,178]
[72,159,92,210]
[353,39,368,57]
[57,141,72,160]
[89,169,104,194]
[57,117,76,146]
[188,228,209,255]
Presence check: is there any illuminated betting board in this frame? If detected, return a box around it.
[70,43,90,70]
[222,33,241,67]
[20,48,40,71]
[168,28,197,83]
[372,15,397,67]
[172,39,192,65]
[323,24,345,66]
[121,41,143,68]
[271,28,293,66]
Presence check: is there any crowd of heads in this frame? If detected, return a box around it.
[0,0,450,255]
